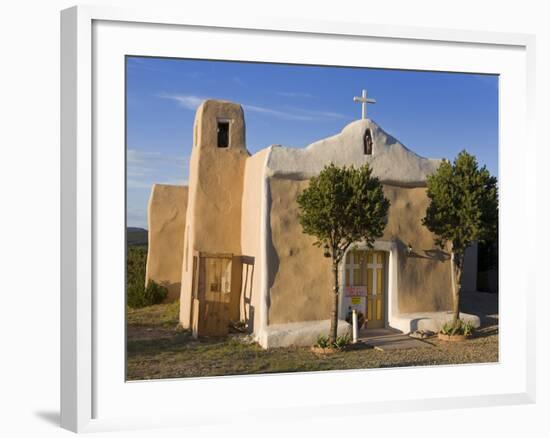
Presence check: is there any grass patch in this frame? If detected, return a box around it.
[126,302,499,381]
[127,300,180,327]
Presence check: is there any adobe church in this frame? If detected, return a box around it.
[145,93,480,348]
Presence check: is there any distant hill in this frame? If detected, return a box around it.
[127,227,148,246]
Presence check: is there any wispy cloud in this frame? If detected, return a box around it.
[158,93,346,121]
[157,93,205,110]
[127,149,189,189]
[276,91,315,99]
[127,149,189,227]
[244,104,316,121]
[284,106,347,120]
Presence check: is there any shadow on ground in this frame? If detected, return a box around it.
[461,290,499,329]
[126,292,499,380]
[34,411,59,427]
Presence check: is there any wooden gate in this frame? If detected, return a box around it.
[191,252,241,337]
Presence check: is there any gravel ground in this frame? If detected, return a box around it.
[126,293,499,381]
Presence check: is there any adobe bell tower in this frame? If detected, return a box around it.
[179,100,249,328]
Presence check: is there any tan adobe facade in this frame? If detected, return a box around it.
[145,184,188,301]
[146,99,479,347]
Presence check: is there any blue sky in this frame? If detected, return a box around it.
[126,56,498,228]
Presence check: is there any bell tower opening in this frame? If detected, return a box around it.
[217,120,230,148]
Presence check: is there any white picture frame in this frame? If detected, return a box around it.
[61,5,536,433]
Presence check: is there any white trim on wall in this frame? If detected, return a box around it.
[257,146,274,346]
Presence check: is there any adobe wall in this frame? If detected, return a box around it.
[179,139,200,328]
[239,148,270,332]
[145,184,188,301]
[179,100,249,328]
[266,178,454,325]
[267,177,335,325]
[382,184,454,313]
[189,100,248,254]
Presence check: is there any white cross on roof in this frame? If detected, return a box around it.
[353,89,376,119]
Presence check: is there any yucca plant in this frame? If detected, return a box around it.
[314,334,331,349]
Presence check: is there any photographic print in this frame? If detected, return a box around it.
[125,57,499,380]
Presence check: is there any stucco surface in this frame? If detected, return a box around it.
[179,168,196,328]
[379,184,454,313]
[268,177,335,325]
[259,319,351,348]
[392,311,480,333]
[240,148,270,332]
[180,100,249,328]
[266,119,442,186]
[145,184,188,301]
[267,178,454,326]
[190,100,249,254]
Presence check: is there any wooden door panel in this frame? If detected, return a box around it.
[344,249,386,329]
[193,255,236,337]
[366,251,385,329]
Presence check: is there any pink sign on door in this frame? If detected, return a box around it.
[345,286,368,297]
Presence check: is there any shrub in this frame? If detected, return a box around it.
[440,321,454,336]
[127,279,168,309]
[463,321,474,337]
[126,246,168,308]
[314,333,353,350]
[333,334,351,350]
[314,335,330,349]
[440,319,475,336]
[127,246,147,298]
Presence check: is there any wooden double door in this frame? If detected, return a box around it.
[344,250,387,329]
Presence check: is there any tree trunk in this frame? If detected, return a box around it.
[450,251,464,328]
[329,262,340,343]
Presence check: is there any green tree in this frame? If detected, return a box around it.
[297,163,390,343]
[422,151,498,327]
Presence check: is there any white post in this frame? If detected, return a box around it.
[352,309,358,344]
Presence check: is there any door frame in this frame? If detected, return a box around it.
[339,240,399,327]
